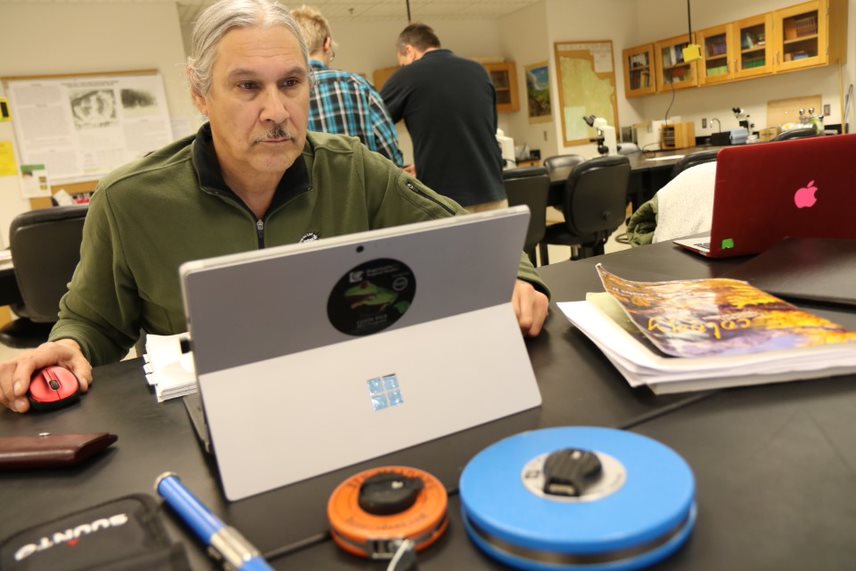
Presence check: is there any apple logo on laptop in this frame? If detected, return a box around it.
[793,180,818,208]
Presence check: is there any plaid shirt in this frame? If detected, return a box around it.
[308,60,403,166]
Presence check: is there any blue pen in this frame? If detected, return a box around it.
[155,472,274,571]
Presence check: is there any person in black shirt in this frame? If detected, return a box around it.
[380,23,507,212]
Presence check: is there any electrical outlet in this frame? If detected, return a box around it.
[823,104,831,116]
[701,118,708,129]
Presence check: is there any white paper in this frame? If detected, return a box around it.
[143,333,198,402]
[557,300,856,393]
[645,155,685,162]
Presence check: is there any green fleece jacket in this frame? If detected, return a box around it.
[50,128,548,365]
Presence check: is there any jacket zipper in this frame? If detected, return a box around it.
[405,182,456,215]
[256,219,265,249]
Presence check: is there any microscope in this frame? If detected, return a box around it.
[731,107,753,131]
[583,115,617,155]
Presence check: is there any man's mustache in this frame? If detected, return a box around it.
[255,125,293,143]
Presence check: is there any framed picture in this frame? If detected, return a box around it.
[524,62,552,124]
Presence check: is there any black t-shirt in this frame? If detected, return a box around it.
[381,49,505,207]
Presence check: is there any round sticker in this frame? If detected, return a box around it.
[328,258,416,336]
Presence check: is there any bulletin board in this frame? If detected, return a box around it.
[2,69,173,185]
[553,41,619,146]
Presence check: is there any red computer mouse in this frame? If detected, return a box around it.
[27,366,81,411]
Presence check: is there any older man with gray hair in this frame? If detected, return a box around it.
[0,0,549,414]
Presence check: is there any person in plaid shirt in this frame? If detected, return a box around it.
[291,5,404,167]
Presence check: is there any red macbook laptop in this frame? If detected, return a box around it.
[673,133,856,258]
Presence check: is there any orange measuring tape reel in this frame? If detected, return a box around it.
[328,466,449,559]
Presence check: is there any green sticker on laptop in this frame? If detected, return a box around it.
[721,238,734,250]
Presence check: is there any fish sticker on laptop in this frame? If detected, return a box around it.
[328,258,416,336]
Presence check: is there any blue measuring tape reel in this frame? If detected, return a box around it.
[459,427,696,571]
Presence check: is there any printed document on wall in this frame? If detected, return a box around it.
[5,72,173,184]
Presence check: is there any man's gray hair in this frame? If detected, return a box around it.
[187,0,309,96]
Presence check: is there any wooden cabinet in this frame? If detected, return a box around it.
[697,24,734,85]
[660,122,696,150]
[372,66,400,92]
[623,44,656,98]
[654,35,699,91]
[772,0,846,72]
[732,14,774,79]
[484,62,520,113]
[622,0,846,97]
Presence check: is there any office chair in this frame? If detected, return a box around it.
[772,127,818,142]
[669,149,719,180]
[543,154,585,174]
[502,166,550,266]
[539,155,630,264]
[0,206,88,348]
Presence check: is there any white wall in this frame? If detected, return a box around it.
[546,0,643,157]
[498,1,554,159]
[2,0,852,241]
[0,2,197,246]
[329,19,504,76]
[498,0,642,160]
[635,0,853,138]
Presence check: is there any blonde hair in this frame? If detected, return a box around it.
[290,4,332,54]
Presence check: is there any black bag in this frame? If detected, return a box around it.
[0,494,190,570]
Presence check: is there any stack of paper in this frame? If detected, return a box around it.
[558,265,856,394]
[143,333,198,402]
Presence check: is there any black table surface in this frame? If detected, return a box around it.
[2,241,855,570]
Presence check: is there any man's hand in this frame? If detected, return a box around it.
[512,280,549,337]
[0,339,92,413]
[403,164,417,177]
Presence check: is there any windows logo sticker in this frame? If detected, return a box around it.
[368,374,404,411]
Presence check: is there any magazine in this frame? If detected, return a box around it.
[557,265,856,394]
[596,265,856,358]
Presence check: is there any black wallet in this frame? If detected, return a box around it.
[0,432,118,470]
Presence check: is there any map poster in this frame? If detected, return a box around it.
[554,41,619,146]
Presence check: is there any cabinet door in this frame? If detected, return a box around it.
[654,35,699,91]
[623,44,656,98]
[484,62,520,113]
[372,66,400,92]
[697,24,733,85]
[773,0,828,72]
[732,13,773,79]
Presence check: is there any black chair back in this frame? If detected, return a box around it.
[772,127,818,141]
[543,154,585,173]
[502,167,549,265]
[562,155,630,239]
[1,206,88,347]
[669,149,719,180]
